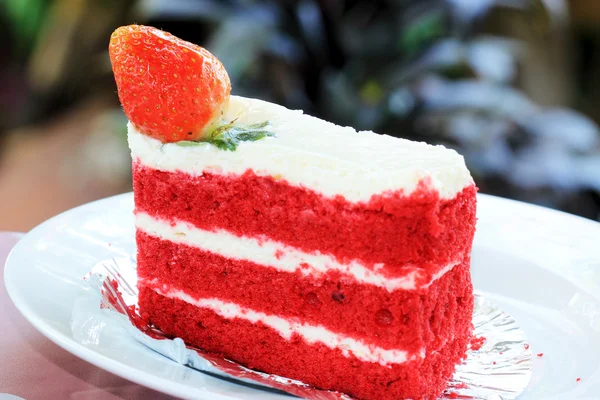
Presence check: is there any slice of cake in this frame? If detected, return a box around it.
[110,25,477,400]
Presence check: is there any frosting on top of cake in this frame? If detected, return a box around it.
[128,95,473,202]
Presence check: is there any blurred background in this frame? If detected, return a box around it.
[1,0,600,231]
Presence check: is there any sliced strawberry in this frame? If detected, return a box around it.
[109,25,231,143]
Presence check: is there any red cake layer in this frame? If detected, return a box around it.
[136,230,474,351]
[139,286,472,400]
[133,162,477,276]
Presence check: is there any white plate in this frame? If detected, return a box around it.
[5,193,600,400]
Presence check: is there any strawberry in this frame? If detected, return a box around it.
[109,25,231,143]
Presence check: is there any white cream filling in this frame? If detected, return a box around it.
[128,95,473,202]
[150,285,421,366]
[136,213,459,291]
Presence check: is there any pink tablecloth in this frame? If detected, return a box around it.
[0,232,174,400]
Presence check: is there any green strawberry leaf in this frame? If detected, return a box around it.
[175,140,208,147]
[176,120,274,151]
[209,121,274,151]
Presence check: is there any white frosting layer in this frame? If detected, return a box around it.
[128,95,473,202]
[150,285,421,366]
[136,213,459,291]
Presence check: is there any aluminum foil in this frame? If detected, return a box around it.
[72,257,532,399]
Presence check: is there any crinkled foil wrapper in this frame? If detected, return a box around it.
[72,257,532,399]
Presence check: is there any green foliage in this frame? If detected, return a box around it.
[3,0,48,54]
[399,9,445,56]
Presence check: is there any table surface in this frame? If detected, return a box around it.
[0,232,174,400]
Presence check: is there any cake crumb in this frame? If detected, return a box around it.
[454,382,468,389]
[492,361,496,365]
[446,391,460,399]
[576,377,581,382]
[537,352,544,357]
[524,343,530,350]
[469,336,486,351]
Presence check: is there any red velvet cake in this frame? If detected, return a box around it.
[110,25,477,400]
